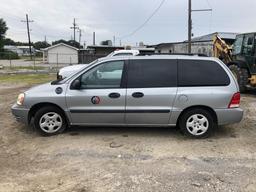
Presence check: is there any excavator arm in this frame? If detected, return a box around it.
[213,35,233,64]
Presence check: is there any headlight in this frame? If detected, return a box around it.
[17,93,25,105]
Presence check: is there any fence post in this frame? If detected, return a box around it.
[33,54,36,71]
[9,52,12,69]
[56,53,59,71]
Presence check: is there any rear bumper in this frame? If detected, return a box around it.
[11,104,29,125]
[215,108,243,125]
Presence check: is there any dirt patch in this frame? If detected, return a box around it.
[0,84,256,192]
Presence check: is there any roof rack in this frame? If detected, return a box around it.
[137,53,208,57]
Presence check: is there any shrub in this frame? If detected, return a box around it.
[0,51,19,59]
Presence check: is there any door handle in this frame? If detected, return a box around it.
[108,92,121,99]
[132,92,144,98]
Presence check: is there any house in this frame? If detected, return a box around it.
[153,32,238,56]
[42,43,78,64]
[85,45,125,55]
[4,45,36,56]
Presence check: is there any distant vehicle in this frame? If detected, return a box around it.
[57,50,140,79]
[106,49,140,57]
[57,64,89,80]
[12,55,243,138]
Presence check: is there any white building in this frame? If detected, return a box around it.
[4,45,36,56]
[42,43,78,64]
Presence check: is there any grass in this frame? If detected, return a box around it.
[6,66,46,71]
[0,74,56,85]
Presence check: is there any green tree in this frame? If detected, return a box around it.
[52,39,68,45]
[0,18,8,51]
[34,41,50,50]
[52,39,82,49]
[3,38,16,45]
[67,40,81,49]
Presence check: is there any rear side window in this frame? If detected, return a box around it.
[178,60,230,86]
[127,59,177,88]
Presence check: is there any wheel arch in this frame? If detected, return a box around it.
[177,105,218,125]
[28,102,70,125]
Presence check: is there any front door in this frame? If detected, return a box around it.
[125,59,178,125]
[66,60,126,125]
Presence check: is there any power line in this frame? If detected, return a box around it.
[119,0,166,39]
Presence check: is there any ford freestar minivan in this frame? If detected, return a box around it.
[12,55,243,138]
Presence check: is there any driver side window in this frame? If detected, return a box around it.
[80,61,124,89]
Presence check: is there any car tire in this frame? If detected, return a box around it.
[229,64,248,93]
[34,106,67,136]
[179,108,215,139]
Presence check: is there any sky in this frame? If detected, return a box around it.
[1,0,256,46]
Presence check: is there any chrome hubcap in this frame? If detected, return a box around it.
[186,114,209,136]
[39,112,62,133]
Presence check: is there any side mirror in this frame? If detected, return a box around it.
[71,79,81,90]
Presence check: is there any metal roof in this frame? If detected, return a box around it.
[153,32,239,47]
[190,32,238,42]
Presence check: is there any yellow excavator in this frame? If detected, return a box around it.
[213,33,256,92]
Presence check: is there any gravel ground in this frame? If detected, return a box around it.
[0,84,256,192]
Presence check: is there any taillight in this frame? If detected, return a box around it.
[228,92,240,108]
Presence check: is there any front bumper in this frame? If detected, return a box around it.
[11,104,29,125]
[215,108,243,125]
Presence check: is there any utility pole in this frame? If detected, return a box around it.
[77,29,82,49]
[188,0,212,53]
[113,36,115,46]
[44,35,47,43]
[93,32,96,45]
[21,14,33,60]
[70,18,79,42]
[188,0,192,53]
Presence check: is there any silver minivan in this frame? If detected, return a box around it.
[12,55,243,138]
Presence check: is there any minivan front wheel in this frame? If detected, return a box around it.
[34,106,67,136]
[179,108,214,138]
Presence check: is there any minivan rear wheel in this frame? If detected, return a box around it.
[34,106,67,136]
[179,108,214,138]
